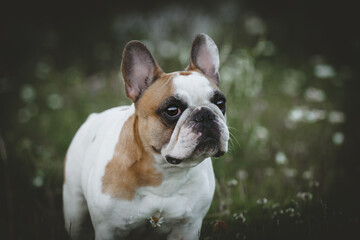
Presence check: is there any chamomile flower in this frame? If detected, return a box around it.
[227,179,239,187]
[233,212,246,223]
[148,216,165,228]
[297,192,313,201]
[256,198,268,205]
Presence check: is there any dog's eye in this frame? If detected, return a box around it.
[211,91,226,115]
[166,106,181,118]
[216,100,225,110]
[215,99,226,115]
[157,97,188,126]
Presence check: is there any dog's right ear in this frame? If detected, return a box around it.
[187,33,220,86]
[121,41,163,102]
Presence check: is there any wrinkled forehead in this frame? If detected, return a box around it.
[172,71,217,106]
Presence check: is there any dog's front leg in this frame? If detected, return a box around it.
[94,226,114,240]
[167,219,202,240]
[94,225,129,240]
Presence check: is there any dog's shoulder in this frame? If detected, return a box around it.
[65,105,135,184]
[86,105,134,128]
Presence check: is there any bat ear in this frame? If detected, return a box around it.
[187,33,220,86]
[121,41,163,102]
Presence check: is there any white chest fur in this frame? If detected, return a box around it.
[98,159,214,236]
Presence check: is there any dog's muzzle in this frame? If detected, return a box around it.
[165,107,225,165]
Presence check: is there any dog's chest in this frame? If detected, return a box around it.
[108,187,196,234]
[104,167,212,234]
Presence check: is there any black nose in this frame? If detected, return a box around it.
[194,109,216,123]
[191,108,220,138]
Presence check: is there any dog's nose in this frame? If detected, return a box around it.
[191,108,220,138]
[194,108,216,123]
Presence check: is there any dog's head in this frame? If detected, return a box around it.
[121,33,229,168]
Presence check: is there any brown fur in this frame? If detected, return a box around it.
[179,71,192,76]
[102,73,177,200]
[102,114,162,200]
[135,73,177,152]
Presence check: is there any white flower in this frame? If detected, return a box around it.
[20,84,36,103]
[304,87,326,102]
[272,203,280,210]
[227,179,239,187]
[233,212,246,223]
[283,168,297,178]
[285,208,295,217]
[257,198,268,205]
[309,181,320,188]
[149,216,164,228]
[328,111,345,124]
[254,126,269,141]
[332,132,345,145]
[306,109,326,123]
[302,170,313,180]
[244,16,266,36]
[275,151,288,165]
[288,106,326,124]
[314,64,336,79]
[297,192,313,201]
[47,93,63,110]
[288,107,307,122]
[237,169,248,181]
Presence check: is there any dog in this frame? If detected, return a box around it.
[63,33,229,240]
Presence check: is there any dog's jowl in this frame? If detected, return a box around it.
[63,33,229,240]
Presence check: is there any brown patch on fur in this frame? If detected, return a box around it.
[186,64,202,74]
[135,73,177,152]
[179,71,192,76]
[102,114,163,200]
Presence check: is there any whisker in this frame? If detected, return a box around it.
[228,128,240,148]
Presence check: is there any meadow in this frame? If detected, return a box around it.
[1,1,359,239]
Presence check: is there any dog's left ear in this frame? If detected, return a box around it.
[187,33,220,86]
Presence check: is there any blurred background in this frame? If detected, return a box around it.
[1,0,359,239]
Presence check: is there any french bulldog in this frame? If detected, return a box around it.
[63,33,229,240]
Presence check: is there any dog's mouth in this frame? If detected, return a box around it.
[195,137,218,151]
[165,137,224,165]
[165,156,183,165]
